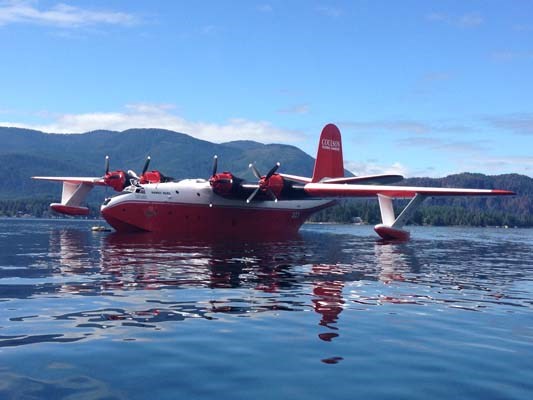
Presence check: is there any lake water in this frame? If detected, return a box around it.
[1,218,532,400]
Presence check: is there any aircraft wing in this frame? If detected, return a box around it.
[303,183,515,198]
[279,173,311,183]
[279,173,404,185]
[32,176,107,186]
[321,174,404,185]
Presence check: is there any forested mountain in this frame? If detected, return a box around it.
[0,126,316,199]
[0,126,531,226]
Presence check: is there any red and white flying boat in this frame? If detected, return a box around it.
[33,124,514,240]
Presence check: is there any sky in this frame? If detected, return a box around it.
[0,0,532,178]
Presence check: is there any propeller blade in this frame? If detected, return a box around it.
[212,155,218,177]
[141,156,151,175]
[246,187,260,203]
[266,188,278,202]
[105,156,110,175]
[265,162,281,180]
[128,169,140,180]
[249,163,262,179]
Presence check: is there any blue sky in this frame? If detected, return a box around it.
[1,0,532,177]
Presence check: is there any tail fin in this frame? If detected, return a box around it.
[311,123,344,182]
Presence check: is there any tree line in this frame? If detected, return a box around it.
[309,199,533,227]
[0,199,101,218]
[1,197,531,227]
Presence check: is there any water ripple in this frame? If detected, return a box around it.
[1,219,533,399]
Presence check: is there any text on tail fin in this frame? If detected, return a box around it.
[311,123,344,182]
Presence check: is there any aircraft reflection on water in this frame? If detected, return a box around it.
[41,228,422,350]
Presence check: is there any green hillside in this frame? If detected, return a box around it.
[0,126,315,199]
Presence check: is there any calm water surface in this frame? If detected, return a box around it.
[1,218,532,399]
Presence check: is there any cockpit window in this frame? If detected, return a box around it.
[122,185,145,194]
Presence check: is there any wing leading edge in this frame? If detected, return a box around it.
[303,183,515,198]
[32,176,106,185]
[280,173,404,185]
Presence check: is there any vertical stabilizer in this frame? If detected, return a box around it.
[311,124,344,182]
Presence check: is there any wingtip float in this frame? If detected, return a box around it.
[32,123,514,240]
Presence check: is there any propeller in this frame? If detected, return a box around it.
[266,162,280,179]
[250,163,261,180]
[246,187,261,204]
[209,155,235,196]
[246,162,281,203]
[127,156,151,181]
[212,155,218,177]
[102,155,128,192]
[127,169,140,180]
[141,156,151,175]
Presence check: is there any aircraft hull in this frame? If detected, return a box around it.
[101,201,333,236]
[99,180,334,236]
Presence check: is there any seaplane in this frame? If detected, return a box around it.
[32,124,514,240]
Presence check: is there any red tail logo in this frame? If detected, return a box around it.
[312,124,344,182]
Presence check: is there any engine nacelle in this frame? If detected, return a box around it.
[140,171,163,184]
[104,170,127,192]
[209,172,235,196]
[260,173,284,199]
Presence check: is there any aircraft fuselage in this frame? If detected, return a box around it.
[101,179,334,236]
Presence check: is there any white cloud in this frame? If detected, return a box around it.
[200,25,217,35]
[345,160,410,177]
[486,113,533,135]
[257,4,273,13]
[456,155,533,176]
[0,103,306,144]
[427,12,483,28]
[341,119,474,136]
[396,136,490,153]
[277,104,310,115]
[0,0,137,27]
[316,6,342,18]
[513,24,533,32]
[458,13,483,27]
[341,120,433,135]
[490,50,533,62]
[420,72,452,82]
